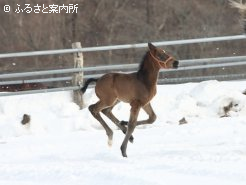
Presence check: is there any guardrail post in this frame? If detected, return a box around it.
[72,42,84,109]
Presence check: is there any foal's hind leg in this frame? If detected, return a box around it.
[101,104,134,143]
[89,101,114,146]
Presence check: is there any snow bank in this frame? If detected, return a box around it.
[0,80,246,139]
[156,80,246,122]
[1,80,246,185]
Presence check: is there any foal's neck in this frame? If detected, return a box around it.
[137,52,160,88]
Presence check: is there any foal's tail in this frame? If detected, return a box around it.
[81,78,98,93]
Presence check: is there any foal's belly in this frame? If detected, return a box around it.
[114,75,152,105]
[95,73,153,106]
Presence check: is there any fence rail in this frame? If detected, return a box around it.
[1,55,246,79]
[2,73,246,97]
[159,73,246,84]
[0,34,246,97]
[1,56,246,79]
[0,35,245,59]
[0,77,72,86]
[0,86,80,97]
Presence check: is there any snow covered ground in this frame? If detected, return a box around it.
[0,80,246,185]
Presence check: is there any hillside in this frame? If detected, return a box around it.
[0,0,245,71]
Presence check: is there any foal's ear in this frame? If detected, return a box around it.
[148,43,156,51]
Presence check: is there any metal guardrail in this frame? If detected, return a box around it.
[0,64,138,79]
[0,35,246,96]
[1,57,246,79]
[0,86,80,97]
[0,35,245,59]
[180,55,246,66]
[1,73,246,97]
[159,73,246,84]
[0,77,72,85]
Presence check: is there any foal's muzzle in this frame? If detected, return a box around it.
[173,60,179,69]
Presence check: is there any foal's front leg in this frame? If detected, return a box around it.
[120,103,156,126]
[120,102,141,157]
[137,103,156,126]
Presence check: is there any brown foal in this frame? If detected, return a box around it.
[81,43,179,157]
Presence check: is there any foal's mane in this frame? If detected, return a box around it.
[137,51,149,73]
[137,51,149,80]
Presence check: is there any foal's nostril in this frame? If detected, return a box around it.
[173,60,179,68]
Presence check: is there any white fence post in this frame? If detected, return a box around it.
[72,42,84,109]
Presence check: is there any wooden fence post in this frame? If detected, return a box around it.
[72,42,84,109]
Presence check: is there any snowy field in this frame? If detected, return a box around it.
[0,80,246,185]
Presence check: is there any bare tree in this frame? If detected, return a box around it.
[230,0,246,32]
[0,0,245,76]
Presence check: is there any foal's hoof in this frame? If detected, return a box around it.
[108,138,113,147]
[129,136,134,143]
[120,120,128,126]
[107,132,113,147]
[120,146,127,158]
[122,130,134,143]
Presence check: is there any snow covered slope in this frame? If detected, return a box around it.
[0,80,246,185]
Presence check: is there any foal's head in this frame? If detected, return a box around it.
[148,43,179,69]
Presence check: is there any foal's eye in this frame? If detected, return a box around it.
[157,54,165,61]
